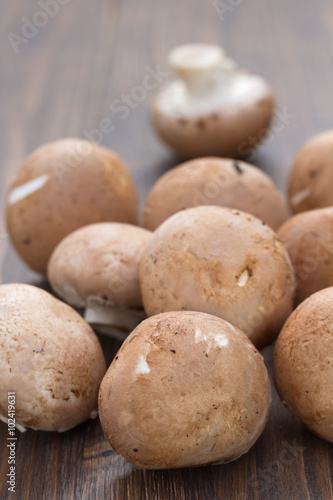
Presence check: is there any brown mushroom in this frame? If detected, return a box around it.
[288,130,333,214]
[47,222,152,340]
[278,207,333,304]
[144,157,289,231]
[273,287,333,442]
[0,284,106,432]
[140,206,296,349]
[6,138,138,275]
[151,44,275,159]
[99,311,271,468]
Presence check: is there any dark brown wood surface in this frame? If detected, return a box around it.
[1,0,333,498]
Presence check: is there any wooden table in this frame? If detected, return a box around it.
[1,0,333,498]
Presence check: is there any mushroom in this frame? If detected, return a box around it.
[273,287,333,442]
[140,206,295,349]
[144,157,289,231]
[47,222,152,340]
[278,207,333,305]
[0,283,106,432]
[288,130,333,214]
[99,311,271,469]
[151,43,275,159]
[6,138,138,275]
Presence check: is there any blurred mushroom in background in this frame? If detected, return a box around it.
[151,43,275,159]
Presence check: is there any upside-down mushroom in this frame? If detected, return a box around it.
[151,44,275,159]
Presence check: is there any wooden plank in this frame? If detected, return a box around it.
[0,0,333,498]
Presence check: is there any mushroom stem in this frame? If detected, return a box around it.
[168,44,236,98]
[0,413,27,432]
[84,303,146,340]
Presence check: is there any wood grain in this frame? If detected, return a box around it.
[1,0,333,498]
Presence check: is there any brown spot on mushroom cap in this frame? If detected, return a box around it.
[99,311,271,469]
[278,207,333,304]
[143,157,289,231]
[47,222,152,310]
[0,283,106,432]
[233,161,244,174]
[273,287,333,442]
[288,130,333,214]
[5,138,138,275]
[140,206,295,349]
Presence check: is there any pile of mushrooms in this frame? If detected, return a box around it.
[2,45,333,471]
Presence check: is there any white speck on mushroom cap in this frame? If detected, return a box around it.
[8,174,49,205]
[290,188,312,206]
[195,327,229,352]
[237,269,249,287]
[136,355,150,375]
[195,327,204,342]
[214,333,229,347]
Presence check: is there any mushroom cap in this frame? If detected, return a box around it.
[151,44,275,159]
[140,206,295,349]
[99,311,271,469]
[0,283,106,432]
[6,138,138,275]
[144,157,289,231]
[278,207,333,304]
[273,287,333,442]
[152,85,274,159]
[288,130,333,214]
[47,222,152,310]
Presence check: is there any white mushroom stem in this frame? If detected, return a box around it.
[84,303,146,340]
[0,413,27,432]
[168,44,237,98]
